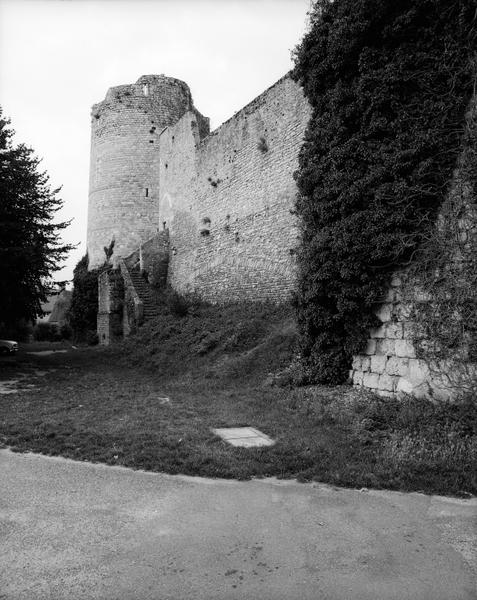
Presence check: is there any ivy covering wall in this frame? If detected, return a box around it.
[292,0,476,383]
[68,254,100,342]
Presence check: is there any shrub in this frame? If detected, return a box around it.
[0,319,33,342]
[165,289,190,317]
[33,322,60,342]
[60,323,73,340]
[292,0,476,383]
[68,254,99,342]
[85,330,99,346]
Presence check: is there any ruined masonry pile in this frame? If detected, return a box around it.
[350,276,434,398]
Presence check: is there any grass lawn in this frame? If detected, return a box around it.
[0,301,476,496]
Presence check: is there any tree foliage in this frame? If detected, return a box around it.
[292,0,476,383]
[67,254,100,341]
[0,108,72,327]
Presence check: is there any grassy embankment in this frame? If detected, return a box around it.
[0,297,475,496]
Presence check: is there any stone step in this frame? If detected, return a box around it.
[126,267,161,321]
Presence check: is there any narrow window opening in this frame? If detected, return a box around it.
[143,84,149,97]
[162,221,167,230]
[145,188,149,197]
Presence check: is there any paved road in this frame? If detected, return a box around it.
[1,449,476,599]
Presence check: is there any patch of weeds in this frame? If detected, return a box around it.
[1,307,475,496]
[165,289,191,317]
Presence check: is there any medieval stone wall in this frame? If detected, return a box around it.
[87,75,209,269]
[159,74,311,302]
[90,72,474,399]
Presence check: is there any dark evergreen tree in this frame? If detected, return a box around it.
[0,108,72,328]
[292,0,476,383]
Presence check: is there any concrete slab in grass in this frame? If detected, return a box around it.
[212,427,275,447]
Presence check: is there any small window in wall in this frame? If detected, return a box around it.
[145,188,149,197]
[163,221,167,230]
[143,84,149,97]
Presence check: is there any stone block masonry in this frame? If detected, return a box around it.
[159,74,312,303]
[87,75,208,270]
[349,275,467,400]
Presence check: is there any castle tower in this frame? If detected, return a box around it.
[87,74,209,269]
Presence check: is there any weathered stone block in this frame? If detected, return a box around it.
[375,303,392,323]
[376,389,395,398]
[394,303,412,320]
[408,359,429,385]
[385,356,409,377]
[361,356,371,372]
[370,325,386,339]
[385,322,403,339]
[376,339,395,356]
[396,377,413,394]
[378,373,395,392]
[363,372,379,389]
[391,275,402,287]
[395,339,416,358]
[352,370,363,385]
[364,339,376,355]
[370,355,387,374]
[352,356,362,371]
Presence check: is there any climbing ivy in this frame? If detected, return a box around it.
[68,254,100,342]
[292,0,476,383]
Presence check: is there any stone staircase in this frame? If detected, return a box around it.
[128,269,161,320]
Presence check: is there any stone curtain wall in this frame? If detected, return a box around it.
[87,75,209,270]
[159,74,312,302]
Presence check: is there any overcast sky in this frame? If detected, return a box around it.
[0,0,311,282]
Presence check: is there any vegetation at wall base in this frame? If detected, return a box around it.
[0,302,475,495]
[292,0,477,383]
[0,108,72,327]
[67,254,100,343]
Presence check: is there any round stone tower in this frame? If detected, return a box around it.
[87,74,209,269]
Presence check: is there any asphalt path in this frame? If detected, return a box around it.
[1,449,476,600]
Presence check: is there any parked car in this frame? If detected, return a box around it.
[0,340,18,355]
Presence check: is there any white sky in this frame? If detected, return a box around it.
[0,0,311,283]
